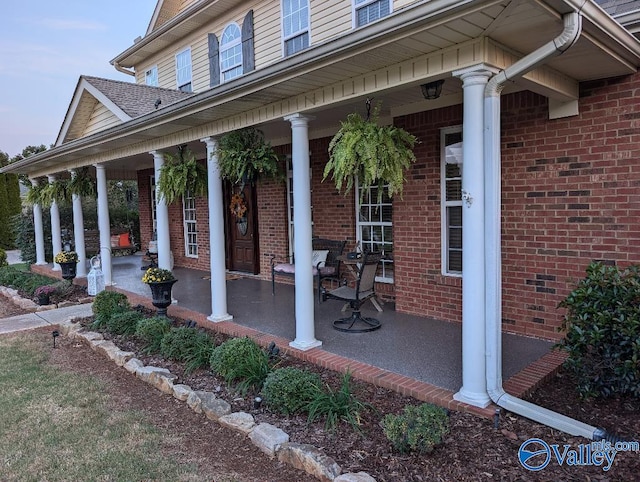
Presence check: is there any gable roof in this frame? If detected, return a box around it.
[595,0,640,35]
[56,76,193,146]
[146,0,198,35]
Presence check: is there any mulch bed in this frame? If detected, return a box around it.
[83,310,640,482]
[2,295,638,481]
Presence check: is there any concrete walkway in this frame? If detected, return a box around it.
[0,304,93,335]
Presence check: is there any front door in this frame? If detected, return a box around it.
[225,182,260,274]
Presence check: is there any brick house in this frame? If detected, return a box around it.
[3,0,640,409]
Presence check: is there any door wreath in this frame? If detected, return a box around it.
[230,193,247,219]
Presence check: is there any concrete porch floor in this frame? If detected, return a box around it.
[41,253,566,416]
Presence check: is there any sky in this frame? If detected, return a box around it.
[0,0,158,158]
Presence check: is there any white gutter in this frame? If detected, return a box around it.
[113,62,135,77]
[484,10,606,440]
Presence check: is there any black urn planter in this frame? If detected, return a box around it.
[37,293,50,306]
[147,279,178,317]
[59,261,77,281]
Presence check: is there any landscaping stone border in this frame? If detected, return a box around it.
[57,318,377,482]
[0,286,93,312]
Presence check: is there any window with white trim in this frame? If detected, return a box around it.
[282,0,310,56]
[183,190,198,258]
[145,66,158,87]
[286,157,313,258]
[175,48,192,92]
[353,0,390,27]
[441,127,463,276]
[220,23,243,82]
[356,182,393,282]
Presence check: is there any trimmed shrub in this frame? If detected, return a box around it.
[557,262,640,399]
[160,326,216,374]
[106,310,145,337]
[0,248,7,267]
[262,367,323,416]
[91,291,130,329]
[382,403,450,454]
[307,371,368,431]
[209,337,268,385]
[136,316,172,354]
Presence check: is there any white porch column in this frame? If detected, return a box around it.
[203,137,232,322]
[94,164,112,285]
[151,150,172,271]
[47,175,62,271]
[452,65,494,408]
[69,169,87,278]
[31,179,46,265]
[284,113,321,351]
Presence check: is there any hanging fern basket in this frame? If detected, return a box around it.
[158,146,208,204]
[323,102,417,203]
[217,127,282,185]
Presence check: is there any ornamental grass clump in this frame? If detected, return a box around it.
[142,267,175,284]
[209,337,272,390]
[54,251,79,264]
[136,316,172,354]
[91,291,130,329]
[382,403,450,454]
[261,367,323,416]
[106,310,145,337]
[160,326,216,374]
[557,262,640,399]
[307,371,369,432]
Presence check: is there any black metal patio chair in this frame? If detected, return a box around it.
[323,251,382,332]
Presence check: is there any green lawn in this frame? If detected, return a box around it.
[0,332,204,481]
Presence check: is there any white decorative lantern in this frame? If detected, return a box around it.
[87,255,105,296]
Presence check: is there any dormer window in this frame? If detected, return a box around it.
[282,0,310,56]
[176,48,192,92]
[220,23,243,82]
[145,66,158,87]
[354,0,390,27]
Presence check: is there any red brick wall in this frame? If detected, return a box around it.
[393,105,464,324]
[139,73,640,341]
[394,74,640,340]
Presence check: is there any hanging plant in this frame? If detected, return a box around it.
[323,101,418,203]
[25,181,47,206]
[217,127,282,184]
[157,145,207,204]
[40,179,71,207]
[68,167,97,198]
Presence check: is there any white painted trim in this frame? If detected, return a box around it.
[182,190,198,258]
[55,77,132,147]
[281,0,311,57]
[352,0,393,29]
[440,125,463,278]
[175,46,192,91]
[355,178,393,283]
[220,23,242,83]
[145,65,159,86]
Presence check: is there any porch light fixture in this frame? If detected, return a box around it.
[421,80,444,100]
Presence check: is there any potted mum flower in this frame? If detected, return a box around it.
[34,285,57,305]
[54,251,79,280]
[142,267,177,316]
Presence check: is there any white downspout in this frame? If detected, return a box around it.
[485,11,606,440]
